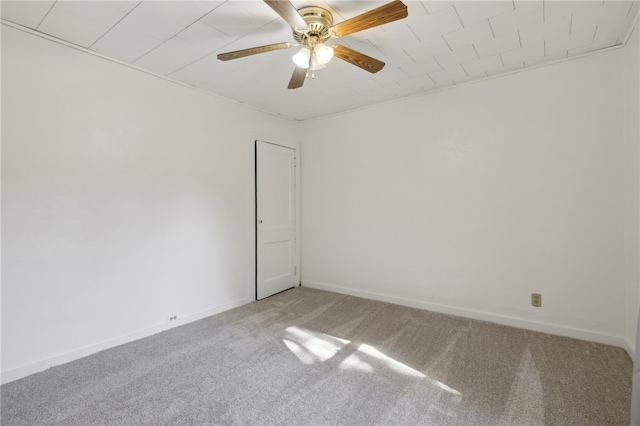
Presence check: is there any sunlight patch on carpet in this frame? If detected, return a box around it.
[282,326,461,397]
[340,344,426,378]
[283,326,350,365]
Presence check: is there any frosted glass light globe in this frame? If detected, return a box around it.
[292,47,311,69]
[315,44,334,65]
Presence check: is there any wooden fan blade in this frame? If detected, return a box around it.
[332,45,385,73]
[288,66,306,89]
[264,0,307,29]
[217,42,292,61]
[332,0,408,37]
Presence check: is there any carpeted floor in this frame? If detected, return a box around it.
[1,287,633,425]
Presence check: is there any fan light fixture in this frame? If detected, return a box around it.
[292,44,333,70]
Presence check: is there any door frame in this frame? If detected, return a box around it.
[255,138,301,300]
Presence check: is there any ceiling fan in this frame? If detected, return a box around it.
[217,0,408,89]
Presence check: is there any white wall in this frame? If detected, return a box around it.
[625,21,640,354]
[1,25,299,382]
[301,49,628,347]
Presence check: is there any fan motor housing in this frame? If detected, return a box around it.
[293,6,333,45]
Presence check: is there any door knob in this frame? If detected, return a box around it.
[258,220,263,223]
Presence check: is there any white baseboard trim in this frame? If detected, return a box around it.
[1,297,252,385]
[302,280,628,350]
[624,338,636,360]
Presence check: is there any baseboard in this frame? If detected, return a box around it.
[0,297,252,384]
[302,280,628,350]
[624,338,637,360]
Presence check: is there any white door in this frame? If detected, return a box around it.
[256,140,299,300]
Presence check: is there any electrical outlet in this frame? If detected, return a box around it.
[168,315,178,322]
[531,293,542,307]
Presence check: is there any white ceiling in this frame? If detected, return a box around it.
[2,0,639,120]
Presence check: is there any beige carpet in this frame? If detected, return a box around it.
[1,287,632,425]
